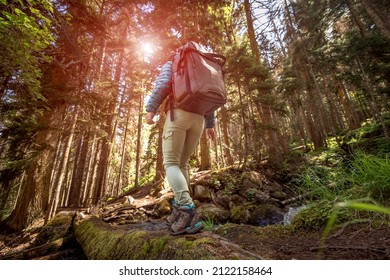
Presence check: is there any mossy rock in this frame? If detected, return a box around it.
[33,212,75,246]
[290,201,351,230]
[229,205,250,224]
[247,204,284,227]
[198,204,230,224]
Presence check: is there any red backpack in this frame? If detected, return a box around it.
[170,42,227,119]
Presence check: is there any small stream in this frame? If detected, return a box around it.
[283,205,306,226]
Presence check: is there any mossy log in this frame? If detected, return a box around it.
[75,216,262,260]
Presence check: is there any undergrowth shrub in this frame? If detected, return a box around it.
[344,152,390,201]
[291,150,390,229]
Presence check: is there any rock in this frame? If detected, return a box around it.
[271,181,284,192]
[239,187,270,203]
[241,171,268,188]
[213,190,231,208]
[241,178,259,191]
[270,190,288,201]
[157,200,171,216]
[229,205,250,224]
[198,203,230,223]
[122,195,135,205]
[228,194,246,208]
[193,185,212,202]
[248,204,284,227]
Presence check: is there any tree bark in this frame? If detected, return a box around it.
[134,89,144,188]
[360,0,390,39]
[0,106,64,232]
[346,0,366,38]
[68,129,90,207]
[199,130,211,170]
[46,107,79,222]
[116,110,130,196]
[154,110,166,182]
[219,106,234,166]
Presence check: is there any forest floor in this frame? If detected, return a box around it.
[1,179,389,260]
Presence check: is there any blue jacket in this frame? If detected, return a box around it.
[145,60,215,128]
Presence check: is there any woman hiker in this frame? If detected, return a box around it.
[145,45,216,235]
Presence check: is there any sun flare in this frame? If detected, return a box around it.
[141,42,154,55]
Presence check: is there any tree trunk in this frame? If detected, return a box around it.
[82,134,99,207]
[94,43,126,203]
[199,130,211,170]
[346,0,366,38]
[68,130,90,207]
[116,111,130,196]
[46,107,79,222]
[360,0,390,39]
[0,106,64,232]
[237,79,250,167]
[134,89,144,188]
[154,110,166,182]
[219,106,234,166]
[335,77,360,129]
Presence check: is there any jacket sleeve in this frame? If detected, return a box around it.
[145,60,172,113]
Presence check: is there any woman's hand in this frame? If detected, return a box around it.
[145,112,155,124]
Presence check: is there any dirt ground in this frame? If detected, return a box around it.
[216,223,390,260]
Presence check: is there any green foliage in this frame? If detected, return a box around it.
[202,216,217,231]
[345,118,388,143]
[0,0,54,96]
[292,164,344,201]
[291,200,351,230]
[343,152,390,200]
[246,188,257,200]
[213,171,240,193]
[0,0,55,185]
[294,116,390,203]
[290,118,390,230]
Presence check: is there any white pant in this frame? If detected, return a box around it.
[163,109,205,205]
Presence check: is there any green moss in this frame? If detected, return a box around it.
[34,212,75,245]
[171,237,217,259]
[138,237,169,258]
[290,201,351,231]
[46,213,74,227]
[76,221,123,259]
[230,205,248,223]
[75,218,232,260]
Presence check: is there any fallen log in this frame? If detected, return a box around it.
[0,235,75,260]
[75,215,262,260]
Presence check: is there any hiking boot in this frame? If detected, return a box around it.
[166,201,180,226]
[170,204,203,236]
